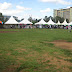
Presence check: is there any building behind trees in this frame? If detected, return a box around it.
[54,7,72,22]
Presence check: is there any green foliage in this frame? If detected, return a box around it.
[60,49,72,57]
[66,18,69,23]
[44,16,52,22]
[0,13,2,16]
[16,61,40,72]
[53,16,69,23]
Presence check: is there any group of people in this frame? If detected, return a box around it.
[9,24,72,32]
[36,25,72,32]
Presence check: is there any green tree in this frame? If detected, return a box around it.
[44,16,50,22]
[0,13,4,22]
[28,17,32,22]
[66,19,69,23]
[0,13,2,16]
[60,17,64,23]
[53,16,65,23]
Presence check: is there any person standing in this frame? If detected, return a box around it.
[68,25,71,32]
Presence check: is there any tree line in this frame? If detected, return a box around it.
[0,12,69,24]
[28,16,69,25]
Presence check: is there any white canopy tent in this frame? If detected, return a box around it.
[47,18,55,25]
[62,19,68,25]
[5,16,18,24]
[56,20,61,25]
[35,19,47,25]
[19,19,33,24]
[69,22,72,25]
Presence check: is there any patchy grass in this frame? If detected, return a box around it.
[0,29,72,72]
[64,59,72,63]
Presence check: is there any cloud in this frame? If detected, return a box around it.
[16,14,29,20]
[67,6,70,8]
[58,0,72,5]
[1,9,23,15]
[40,8,52,17]
[17,13,33,19]
[16,5,32,10]
[39,0,57,3]
[0,2,12,10]
[39,0,72,5]
[0,2,32,16]
[40,8,51,13]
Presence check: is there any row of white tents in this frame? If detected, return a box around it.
[5,16,32,24]
[35,18,72,25]
[5,16,72,25]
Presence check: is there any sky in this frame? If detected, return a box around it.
[0,0,72,19]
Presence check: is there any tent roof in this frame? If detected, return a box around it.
[56,20,61,25]
[19,19,33,24]
[5,16,18,24]
[35,19,46,25]
[47,18,55,25]
[62,19,68,25]
[69,22,72,25]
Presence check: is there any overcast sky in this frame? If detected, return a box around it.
[0,0,72,19]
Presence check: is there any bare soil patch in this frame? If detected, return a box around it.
[17,57,26,61]
[44,40,72,50]
[15,48,27,53]
[51,40,72,50]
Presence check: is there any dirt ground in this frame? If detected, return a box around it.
[50,40,72,50]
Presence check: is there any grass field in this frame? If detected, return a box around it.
[0,29,72,72]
